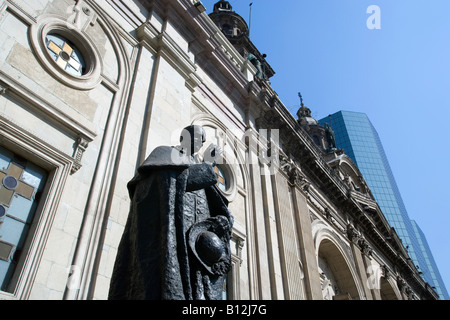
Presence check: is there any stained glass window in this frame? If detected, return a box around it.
[0,146,47,292]
[214,165,227,192]
[222,277,228,300]
[45,33,86,76]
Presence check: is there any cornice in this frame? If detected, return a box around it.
[142,1,437,299]
[0,75,92,142]
[136,22,201,91]
[169,0,254,97]
[249,79,437,299]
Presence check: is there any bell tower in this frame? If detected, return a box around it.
[209,1,275,80]
[211,0,249,37]
[296,93,339,154]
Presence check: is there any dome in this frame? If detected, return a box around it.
[209,1,249,37]
[303,117,319,126]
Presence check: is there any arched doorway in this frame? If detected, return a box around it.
[318,239,360,300]
[379,277,400,300]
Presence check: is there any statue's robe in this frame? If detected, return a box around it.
[108,146,233,300]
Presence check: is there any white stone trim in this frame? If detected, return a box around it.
[29,15,102,90]
[0,74,96,174]
[0,117,72,299]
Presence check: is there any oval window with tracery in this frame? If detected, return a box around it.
[45,34,86,77]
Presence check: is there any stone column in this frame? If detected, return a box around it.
[290,187,323,300]
[246,129,271,299]
[271,172,305,299]
[351,243,375,300]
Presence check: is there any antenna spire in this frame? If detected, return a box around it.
[249,2,253,37]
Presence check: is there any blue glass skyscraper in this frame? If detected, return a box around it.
[319,110,448,300]
[410,220,449,300]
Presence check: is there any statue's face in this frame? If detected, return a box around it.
[180,125,205,154]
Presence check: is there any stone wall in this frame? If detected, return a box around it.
[0,0,436,300]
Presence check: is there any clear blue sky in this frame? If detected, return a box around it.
[202,0,450,297]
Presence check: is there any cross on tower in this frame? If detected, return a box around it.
[298,92,304,106]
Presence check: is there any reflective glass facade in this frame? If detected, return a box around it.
[411,220,449,300]
[319,110,448,300]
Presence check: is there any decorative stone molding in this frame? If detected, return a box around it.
[192,0,206,13]
[346,224,360,243]
[0,115,73,299]
[0,84,6,95]
[71,137,89,174]
[357,238,373,257]
[235,237,245,266]
[279,153,310,193]
[382,265,390,281]
[323,208,333,222]
[397,276,406,291]
[320,208,346,235]
[0,75,96,176]
[310,211,319,224]
[344,224,373,256]
[29,11,103,90]
[397,276,414,300]
[136,22,202,92]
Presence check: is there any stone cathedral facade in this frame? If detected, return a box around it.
[0,0,438,300]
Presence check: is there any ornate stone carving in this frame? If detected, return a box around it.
[71,137,89,174]
[357,238,373,257]
[324,208,333,221]
[280,154,310,192]
[235,237,245,266]
[0,84,7,95]
[345,224,372,255]
[397,276,414,300]
[404,286,414,300]
[397,276,406,290]
[310,211,319,224]
[358,175,370,195]
[346,224,360,242]
[382,265,390,281]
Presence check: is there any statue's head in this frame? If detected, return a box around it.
[180,125,206,154]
